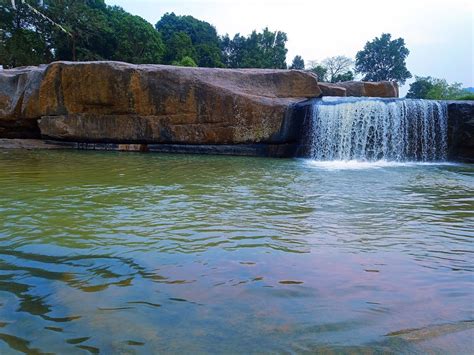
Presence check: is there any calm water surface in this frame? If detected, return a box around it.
[0,150,473,354]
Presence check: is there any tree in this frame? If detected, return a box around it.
[289,55,304,69]
[164,31,196,64]
[106,6,164,64]
[406,76,468,99]
[156,12,223,67]
[172,56,197,67]
[0,1,53,67]
[44,0,115,61]
[322,55,354,82]
[406,76,435,99]
[1,1,165,66]
[220,28,288,69]
[332,71,354,82]
[306,60,328,82]
[355,33,412,85]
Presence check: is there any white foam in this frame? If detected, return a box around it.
[306,160,458,171]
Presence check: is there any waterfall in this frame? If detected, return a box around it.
[307,98,448,161]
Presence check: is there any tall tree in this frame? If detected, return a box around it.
[0,1,52,67]
[220,28,288,69]
[44,0,114,61]
[355,33,412,85]
[164,31,196,64]
[322,55,354,82]
[156,13,222,67]
[289,55,305,70]
[107,6,164,64]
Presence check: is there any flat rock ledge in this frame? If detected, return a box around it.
[0,138,73,150]
[0,139,298,157]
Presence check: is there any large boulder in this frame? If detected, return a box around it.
[324,81,399,98]
[0,61,322,145]
[317,83,347,97]
[0,65,46,138]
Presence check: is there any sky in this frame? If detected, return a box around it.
[108,0,474,94]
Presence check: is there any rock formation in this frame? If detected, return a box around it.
[2,61,470,161]
[318,81,399,98]
[1,61,321,147]
[446,101,474,162]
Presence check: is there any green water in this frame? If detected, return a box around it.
[0,150,473,354]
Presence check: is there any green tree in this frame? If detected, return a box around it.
[156,12,222,67]
[355,33,412,85]
[172,56,197,67]
[306,61,328,82]
[289,55,305,69]
[406,76,468,99]
[1,1,165,66]
[0,1,52,67]
[44,0,114,61]
[106,6,164,64]
[220,28,288,69]
[332,71,354,82]
[164,31,196,64]
[406,76,435,98]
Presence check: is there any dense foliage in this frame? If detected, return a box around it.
[220,28,288,69]
[289,55,304,69]
[0,1,289,69]
[1,3,469,93]
[155,12,222,67]
[355,33,412,85]
[406,76,473,100]
[0,0,165,66]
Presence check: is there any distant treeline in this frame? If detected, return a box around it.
[0,0,288,69]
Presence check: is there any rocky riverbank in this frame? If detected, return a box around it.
[1,61,396,157]
[1,61,471,161]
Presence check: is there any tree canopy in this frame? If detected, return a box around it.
[0,3,290,71]
[355,33,412,85]
[155,12,223,67]
[289,55,304,70]
[3,1,443,93]
[322,56,354,83]
[406,76,470,100]
[220,28,288,69]
[0,0,165,66]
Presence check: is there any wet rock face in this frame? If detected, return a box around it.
[447,101,474,162]
[1,61,322,145]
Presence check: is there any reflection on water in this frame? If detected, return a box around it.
[0,150,473,353]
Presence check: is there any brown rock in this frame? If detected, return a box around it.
[334,81,399,98]
[1,61,322,144]
[318,83,347,96]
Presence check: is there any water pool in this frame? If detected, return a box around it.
[0,150,472,353]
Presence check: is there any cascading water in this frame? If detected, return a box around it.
[307,97,448,162]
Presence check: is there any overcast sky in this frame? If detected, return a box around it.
[108,0,473,94]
